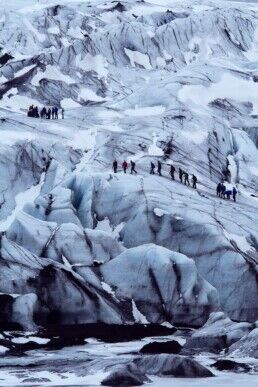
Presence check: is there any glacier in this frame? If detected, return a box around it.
[0,0,258,385]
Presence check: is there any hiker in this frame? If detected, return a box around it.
[40,107,46,119]
[184,171,190,186]
[216,183,222,197]
[221,184,226,199]
[130,160,137,174]
[34,106,39,118]
[122,160,128,173]
[232,187,237,202]
[150,162,155,175]
[157,160,162,176]
[27,105,33,117]
[54,106,58,119]
[170,164,175,180]
[179,168,183,183]
[113,160,118,173]
[192,174,197,189]
[61,108,64,119]
[51,107,55,119]
[47,108,51,119]
[226,189,232,200]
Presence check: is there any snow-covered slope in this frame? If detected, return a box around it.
[0,0,258,333]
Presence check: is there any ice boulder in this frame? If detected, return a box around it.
[134,354,214,377]
[0,237,126,327]
[0,293,37,331]
[12,293,38,330]
[101,363,150,386]
[139,340,182,354]
[7,213,124,265]
[101,244,219,327]
[228,327,258,358]
[182,312,252,355]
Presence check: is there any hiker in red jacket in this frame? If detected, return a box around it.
[122,160,128,173]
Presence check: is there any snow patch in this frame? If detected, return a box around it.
[224,230,255,254]
[15,65,35,78]
[148,133,164,156]
[31,66,75,86]
[178,74,258,114]
[132,300,149,324]
[78,88,105,102]
[125,48,152,70]
[101,282,117,299]
[227,155,238,184]
[0,346,8,354]
[47,26,59,34]
[125,106,165,117]
[61,98,81,109]
[75,53,108,79]
[154,208,169,217]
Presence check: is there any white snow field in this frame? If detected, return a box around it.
[0,0,258,385]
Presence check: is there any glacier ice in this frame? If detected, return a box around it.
[0,2,258,382]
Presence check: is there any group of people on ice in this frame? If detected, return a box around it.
[112,160,198,189]
[112,160,239,200]
[150,161,198,189]
[113,160,137,175]
[27,105,64,119]
[216,182,237,202]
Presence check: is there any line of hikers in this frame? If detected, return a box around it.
[27,105,64,119]
[112,160,198,189]
[112,160,239,201]
[217,182,237,202]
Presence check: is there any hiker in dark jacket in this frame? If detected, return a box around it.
[61,108,64,119]
[47,108,51,119]
[170,164,175,180]
[184,171,190,186]
[226,189,232,200]
[51,107,55,119]
[192,174,197,189]
[113,160,118,173]
[54,106,58,119]
[130,160,137,174]
[150,162,155,175]
[157,160,162,176]
[216,183,222,197]
[28,105,34,117]
[179,168,183,183]
[221,184,226,199]
[122,160,128,173]
[34,106,39,118]
[40,107,46,119]
[233,187,237,202]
